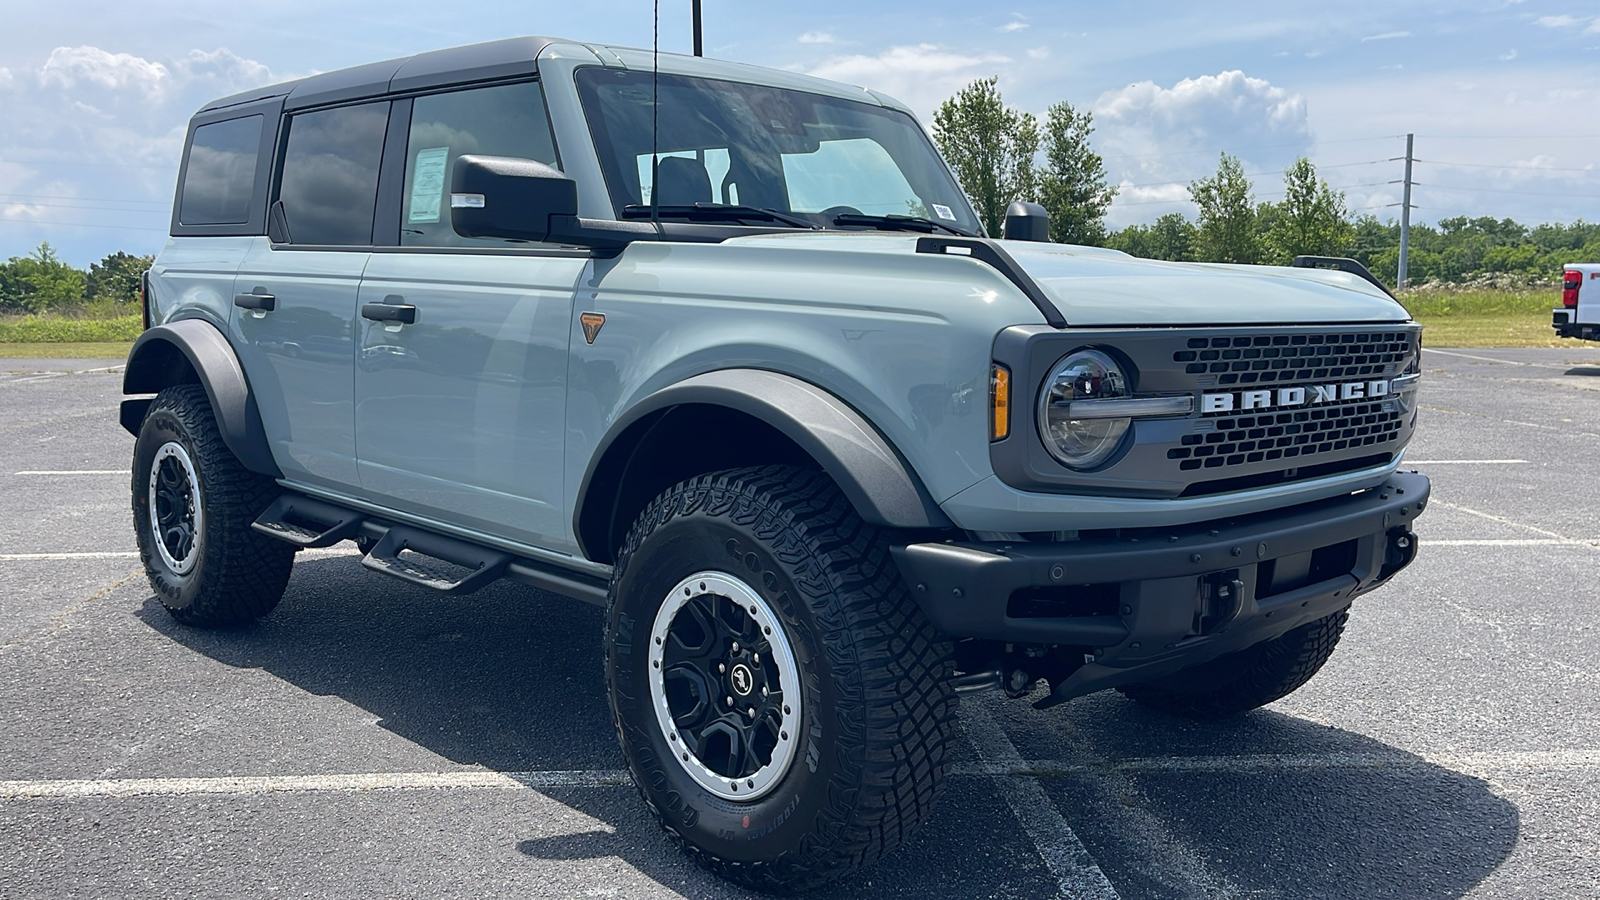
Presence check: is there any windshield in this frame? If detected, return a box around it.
[575,67,981,234]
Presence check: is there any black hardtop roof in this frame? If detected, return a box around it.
[198,35,561,113]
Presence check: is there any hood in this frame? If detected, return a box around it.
[998,241,1410,327]
[726,232,1410,327]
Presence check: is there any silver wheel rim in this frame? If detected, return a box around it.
[148,441,202,575]
[648,571,802,802]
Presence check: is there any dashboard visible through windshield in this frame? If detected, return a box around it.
[574,67,981,235]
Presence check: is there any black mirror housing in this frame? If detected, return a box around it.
[451,155,578,242]
[1003,201,1050,242]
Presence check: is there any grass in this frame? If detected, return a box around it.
[0,341,133,358]
[0,313,143,344]
[0,289,1586,357]
[1397,287,1592,348]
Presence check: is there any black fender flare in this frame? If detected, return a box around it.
[575,369,950,561]
[120,319,281,478]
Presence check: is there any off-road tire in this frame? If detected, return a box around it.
[132,384,294,627]
[605,465,956,894]
[1118,608,1349,718]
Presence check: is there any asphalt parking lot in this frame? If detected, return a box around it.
[1,347,1597,899]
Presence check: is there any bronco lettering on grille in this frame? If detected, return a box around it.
[1201,379,1391,414]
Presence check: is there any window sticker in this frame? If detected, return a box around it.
[408,147,451,223]
[931,203,956,221]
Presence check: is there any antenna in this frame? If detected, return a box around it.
[692,0,703,56]
[651,0,661,232]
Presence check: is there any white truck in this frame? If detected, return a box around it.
[1554,264,1600,341]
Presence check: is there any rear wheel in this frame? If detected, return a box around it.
[1118,608,1349,718]
[132,384,294,627]
[605,466,956,893]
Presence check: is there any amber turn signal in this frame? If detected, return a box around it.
[990,364,1010,441]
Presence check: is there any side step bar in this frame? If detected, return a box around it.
[251,492,608,604]
[362,527,509,594]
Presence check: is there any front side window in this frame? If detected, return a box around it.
[575,68,981,234]
[179,116,263,226]
[401,81,559,247]
[277,102,389,245]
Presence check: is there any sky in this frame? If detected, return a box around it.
[2,0,1598,266]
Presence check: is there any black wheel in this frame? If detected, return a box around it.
[1118,608,1350,718]
[605,466,956,893]
[132,384,294,627]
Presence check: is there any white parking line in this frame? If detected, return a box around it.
[13,470,125,475]
[0,552,139,561]
[1421,348,1550,367]
[5,748,1592,801]
[0,547,360,562]
[1406,459,1527,465]
[960,702,1120,900]
[1430,499,1591,546]
[1427,539,1600,547]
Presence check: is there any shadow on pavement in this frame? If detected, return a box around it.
[142,556,1520,899]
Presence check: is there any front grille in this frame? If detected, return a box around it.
[1167,399,1404,472]
[1173,331,1412,385]
[988,322,1421,500]
[1151,328,1418,491]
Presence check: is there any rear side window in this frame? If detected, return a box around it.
[401,81,558,247]
[178,116,263,226]
[277,102,390,245]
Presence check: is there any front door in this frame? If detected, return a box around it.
[352,80,586,551]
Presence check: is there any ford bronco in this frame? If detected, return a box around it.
[122,36,1428,892]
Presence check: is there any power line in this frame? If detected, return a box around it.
[1417,158,1598,173]
[0,218,167,234]
[0,201,167,215]
[1414,183,1600,200]
[0,192,168,207]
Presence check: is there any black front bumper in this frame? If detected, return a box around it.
[892,471,1429,702]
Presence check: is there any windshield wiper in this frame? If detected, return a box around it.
[831,213,973,237]
[622,203,818,229]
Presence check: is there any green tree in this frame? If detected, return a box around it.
[1036,101,1117,245]
[1261,158,1352,265]
[932,77,1039,237]
[0,242,87,314]
[1189,153,1259,264]
[1109,212,1196,261]
[87,251,154,304]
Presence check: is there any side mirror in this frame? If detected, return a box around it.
[450,155,577,243]
[1003,201,1050,242]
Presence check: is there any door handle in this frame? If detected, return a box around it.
[233,292,276,311]
[361,301,417,325]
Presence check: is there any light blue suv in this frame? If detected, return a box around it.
[122,36,1429,892]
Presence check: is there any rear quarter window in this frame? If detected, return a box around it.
[178,115,264,226]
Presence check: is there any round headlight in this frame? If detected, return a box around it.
[1037,349,1131,469]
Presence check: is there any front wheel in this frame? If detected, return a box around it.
[605,466,956,893]
[1118,608,1350,718]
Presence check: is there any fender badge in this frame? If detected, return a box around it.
[580,312,606,344]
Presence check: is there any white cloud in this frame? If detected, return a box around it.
[1026,46,1050,59]
[38,46,169,99]
[1588,19,1600,33]
[998,21,1030,32]
[1361,31,1411,41]
[0,67,13,90]
[1535,15,1578,27]
[807,44,1012,119]
[1500,49,1518,60]
[797,31,835,44]
[1093,71,1310,226]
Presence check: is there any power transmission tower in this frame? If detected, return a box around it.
[1398,133,1414,288]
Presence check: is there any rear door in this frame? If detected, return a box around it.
[353,80,588,551]
[232,100,390,490]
